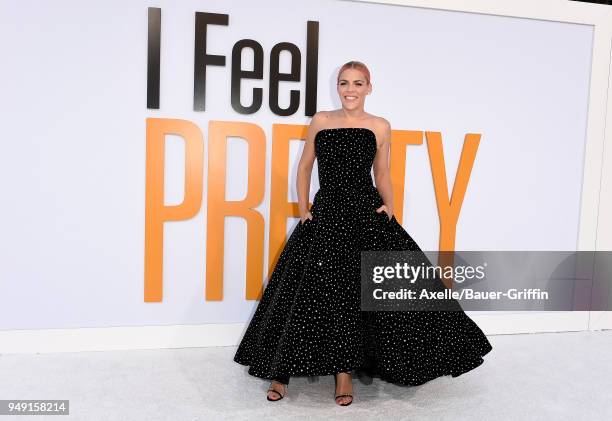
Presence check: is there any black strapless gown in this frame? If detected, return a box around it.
[233,127,492,386]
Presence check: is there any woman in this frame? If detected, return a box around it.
[233,60,492,406]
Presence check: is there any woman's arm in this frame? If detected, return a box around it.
[372,119,394,219]
[297,111,325,222]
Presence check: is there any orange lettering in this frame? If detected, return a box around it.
[144,118,204,302]
[206,121,266,300]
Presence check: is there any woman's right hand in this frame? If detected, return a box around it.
[300,211,313,224]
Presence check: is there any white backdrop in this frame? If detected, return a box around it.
[0,0,604,336]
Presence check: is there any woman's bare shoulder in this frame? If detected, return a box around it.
[369,116,391,147]
[367,115,388,134]
[366,113,389,128]
[312,110,332,121]
[307,111,333,141]
[310,111,333,127]
[309,110,335,131]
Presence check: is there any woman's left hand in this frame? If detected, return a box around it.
[376,205,393,221]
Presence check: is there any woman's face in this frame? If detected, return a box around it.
[337,68,370,110]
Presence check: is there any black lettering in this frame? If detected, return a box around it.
[305,20,319,117]
[147,7,161,109]
[231,39,264,114]
[269,42,301,116]
[194,12,229,111]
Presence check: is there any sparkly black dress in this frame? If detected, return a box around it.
[233,127,492,386]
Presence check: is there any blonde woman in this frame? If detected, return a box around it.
[234,61,492,406]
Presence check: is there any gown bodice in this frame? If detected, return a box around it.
[314,127,378,192]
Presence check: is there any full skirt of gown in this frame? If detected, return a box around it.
[233,127,492,386]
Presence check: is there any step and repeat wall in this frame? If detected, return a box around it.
[0,0,598,332]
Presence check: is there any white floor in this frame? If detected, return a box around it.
[1,330,611,421]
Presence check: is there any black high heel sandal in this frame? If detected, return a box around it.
[334,372,353,406]
[266,381,286,402]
